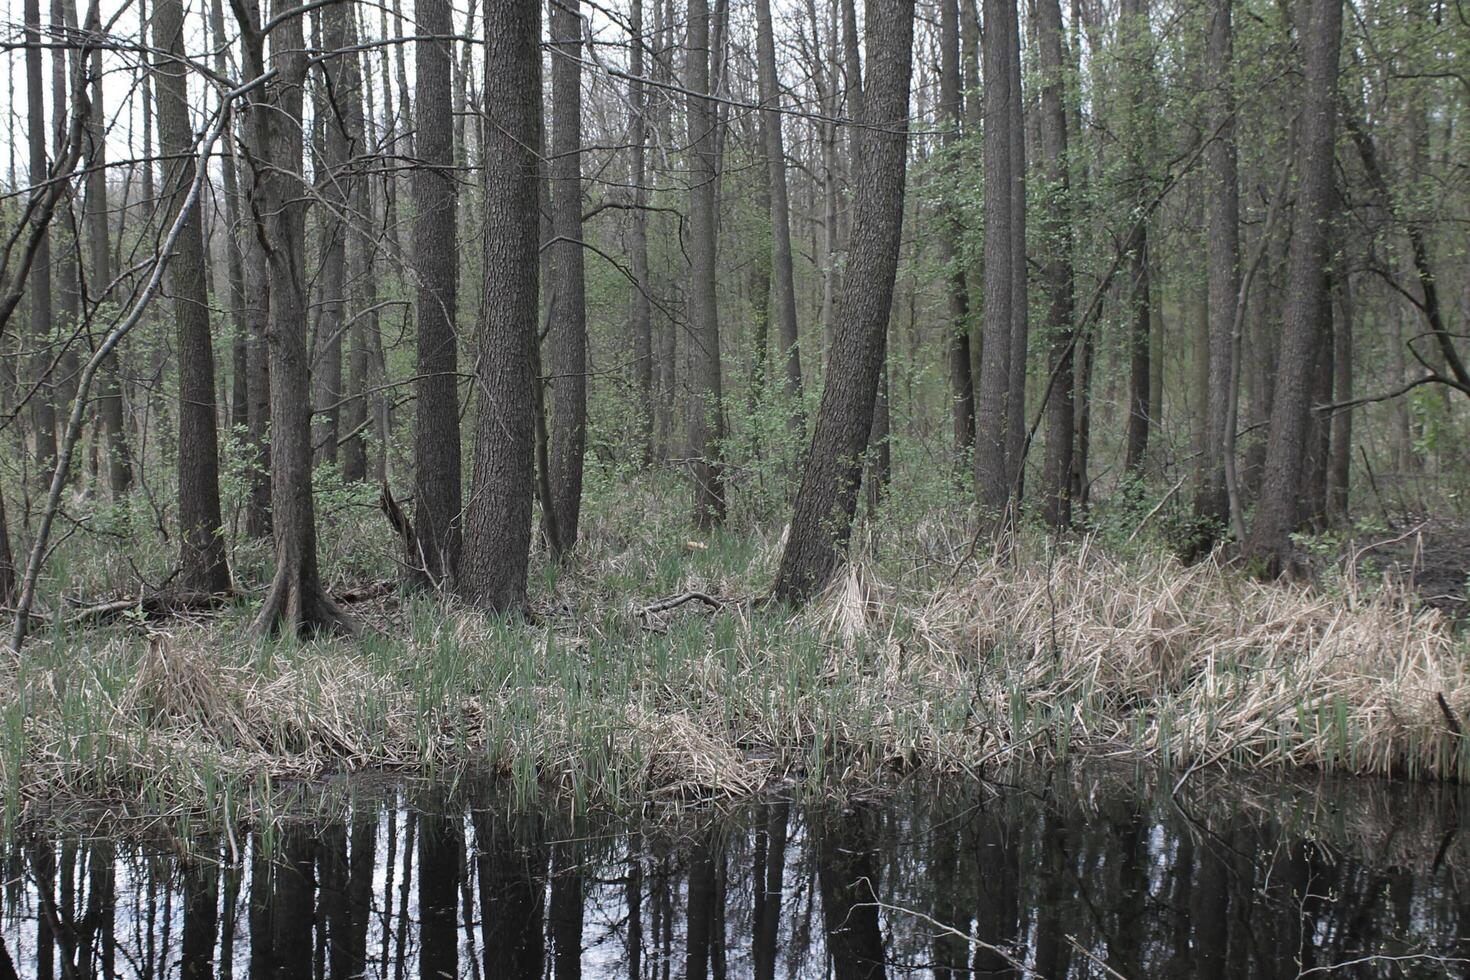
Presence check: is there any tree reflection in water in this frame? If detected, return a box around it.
[1,773,1467,978]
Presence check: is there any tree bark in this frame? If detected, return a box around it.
[975,0,1014,511]
[1037,0,1074,528]
[685,0,727,527]
[1243,0,1342,574]
[1328,273,1352,521]
[1195,0,1238,530]
[409,0,461,586]
[939,0,974,466]
[772,0,915,604]
[245,0,351,637]
[754,0,805,432]
[457,0,540,613]
[155,0,231,593]
[548,0,587,553]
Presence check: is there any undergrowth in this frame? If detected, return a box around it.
[1,465,1466,837]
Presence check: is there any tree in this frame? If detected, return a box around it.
[155,0,230,593]
[938,0,974,464]
[24,0,57,477]
[410,0,461,587]
[754,0,805,430]
[548,0,587,553]
[684,0,726,528]
[1194,0,1238,531]
[1003,0,1029,489]
[628,0,654,460]
[1244,0,1343,574]
[975,0,1015,511]
[457,0,540,613]
[772,0,915,604]
[1037,0,1075,528]
[1121,0,1154,477]
[243,0,351,637]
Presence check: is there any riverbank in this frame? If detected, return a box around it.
[2,501,1464,833]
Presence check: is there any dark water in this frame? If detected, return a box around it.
[3,771,1469,978]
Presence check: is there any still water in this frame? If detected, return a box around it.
[2,771,1467,978]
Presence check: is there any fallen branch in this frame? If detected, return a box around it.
[638,591,726,631]
[66,590,233,627]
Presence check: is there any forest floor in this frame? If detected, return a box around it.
[2,479,1467,833]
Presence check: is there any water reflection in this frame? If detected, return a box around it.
[2,773,1468,978]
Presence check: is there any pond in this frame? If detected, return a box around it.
[2,769,1467,978]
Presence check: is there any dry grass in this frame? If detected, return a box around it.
[0,512,1465,833]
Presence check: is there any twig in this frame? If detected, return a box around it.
[1065,934,1132,980]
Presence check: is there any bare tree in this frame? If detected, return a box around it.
[1037,0,1075,528]
[1244,0,1343,574]
[975,0,1015,512]
[155,0,230,593]
[629,0,655,460]
[457,0,541,613]
[754,0,805,430]
[410,0,461,586]
[685,0,727,527]
[548,0,587,553]
[772,0,916,604]
[241,0,351,636]
[938,0,973,465]
[1194,0,1238,531]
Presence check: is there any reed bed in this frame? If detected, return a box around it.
[0,523,1464,831]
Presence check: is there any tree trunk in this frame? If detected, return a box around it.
[939,0,974,467]
[247,0,351,637]
[1195,0,1238,529]
[25,0,57,477]
[155,0,231,593]
[1004,0,1029,494]
[1121,0,1152,478]
[208,0,249,440]
[337,11,371,485]
[457,0,540,613]
[685,0,727,527]
[1243,0,1341,574]
[629,0,655,462]
[754,0,805,432]
[772,0,915,604]
[410,0,461,587]
[549,0,587,553]
[975,0,1014,511]
[1328,273,1352,522]
[1037,0,1074,528]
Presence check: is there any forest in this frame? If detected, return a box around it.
[1,0,1469,973]
[0,0,1467,838]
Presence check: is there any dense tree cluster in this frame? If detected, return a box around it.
[0,0,1464,643]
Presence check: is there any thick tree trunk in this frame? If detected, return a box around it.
[939,0,973,466]
[975,0,1014,511]
[1244,0,1342,574]
[754,0,805,431]
[457,0,540,613]
[549,0,587,553]
[1036,0,1074,528]
[685,0,727,527]
[247,0,351,637]
[155,0,231,593]
[1195,0,1238,530]
[1124,224,1151,476]
[772,0,914,604]
[410,0,461,586]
